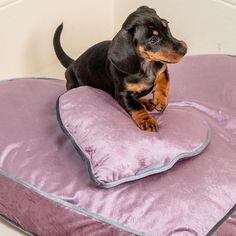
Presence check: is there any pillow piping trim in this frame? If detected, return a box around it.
[0,77,150,236]
[56,94,212,189]
[0,169,151,236]
[206,203,236,236]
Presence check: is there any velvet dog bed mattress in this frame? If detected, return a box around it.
[0,55,236,236]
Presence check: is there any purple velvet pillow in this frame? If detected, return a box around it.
[57,86,211,188]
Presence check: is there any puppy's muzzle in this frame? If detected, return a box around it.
[176,40,188,56]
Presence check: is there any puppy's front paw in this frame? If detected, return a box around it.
[155,94,168,113]
[138,98,156,111]
[132,109,158,132]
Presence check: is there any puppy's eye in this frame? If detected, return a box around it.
[149,36,160,44]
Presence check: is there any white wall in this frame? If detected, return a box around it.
[0,0,114,79]
[1,0,236,80]
[114,0,236,55]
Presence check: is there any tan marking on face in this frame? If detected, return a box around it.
[153,30,159,36]
[137,46,183,63]
[126,82,151,93]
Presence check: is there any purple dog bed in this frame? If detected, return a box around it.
[0,55,236,235]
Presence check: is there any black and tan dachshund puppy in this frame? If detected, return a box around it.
[53,6,187,132]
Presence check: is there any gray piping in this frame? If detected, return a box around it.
[207,203,236,236]
[0,169,150,236]
[0,77,151,236]
[56,95,212,188]
[137,127,211,175]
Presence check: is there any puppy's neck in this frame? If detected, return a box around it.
[140,60,166,76]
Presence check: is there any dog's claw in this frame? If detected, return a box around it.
[139,118,158,132]
[132,110,158,132]
[136,114,158,132]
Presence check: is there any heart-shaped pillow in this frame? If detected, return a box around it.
[56,86,211,188]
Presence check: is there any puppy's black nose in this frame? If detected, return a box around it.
[178,46,187,56]
[177,41,187,56]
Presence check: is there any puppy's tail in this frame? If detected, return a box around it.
[53,23,74,68]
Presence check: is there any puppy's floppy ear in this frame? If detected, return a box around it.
[108,30,140,75]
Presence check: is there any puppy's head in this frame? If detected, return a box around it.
[108,6,187,74]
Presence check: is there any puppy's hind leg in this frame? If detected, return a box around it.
[65,68,79,90]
